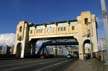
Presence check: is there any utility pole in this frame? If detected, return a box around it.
[100,0,108,65]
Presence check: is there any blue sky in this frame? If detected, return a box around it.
[0,0,108,40]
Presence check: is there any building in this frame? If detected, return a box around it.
[0,45,13,55]
[13,11,98,60]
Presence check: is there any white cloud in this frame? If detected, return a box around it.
[0,33,15,47]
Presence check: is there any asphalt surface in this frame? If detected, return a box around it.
[0,58,74,71]
[66,58,105,71]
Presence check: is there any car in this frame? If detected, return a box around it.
[66,54,73,59]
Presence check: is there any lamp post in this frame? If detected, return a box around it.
[100,0,108,65]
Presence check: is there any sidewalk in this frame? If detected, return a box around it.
[66,59,108,71]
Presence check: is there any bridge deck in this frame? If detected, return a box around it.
[66,58,107,71]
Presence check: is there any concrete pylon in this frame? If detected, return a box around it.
[77,11,98,60]
[30,42,36,56]
[13,21,28,58]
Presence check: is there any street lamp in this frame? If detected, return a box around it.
[100,0,108,65]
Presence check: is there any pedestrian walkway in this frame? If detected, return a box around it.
[66,59,108,71]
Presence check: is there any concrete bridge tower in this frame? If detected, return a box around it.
[77,11,98,60]
[13,21,29,58]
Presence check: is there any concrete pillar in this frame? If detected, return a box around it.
[79,42,84,60]
[55,47,57,56]
[20,43,25,58]
[20,23,28,58]
[77,24,84,60]
[30,42,36,56]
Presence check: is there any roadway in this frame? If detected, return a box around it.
[0,58,75,71]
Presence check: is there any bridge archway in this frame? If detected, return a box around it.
[16,43,22,58]
[83,39,92,58]
[35,36,79,58]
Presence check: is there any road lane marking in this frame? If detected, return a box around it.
[0,59,39,67]
[2,58,64,71]
[35,59,71,71]
[0,58,56,67]
[5,59,61,71]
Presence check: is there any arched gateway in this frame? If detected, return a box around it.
[13,11,98,60]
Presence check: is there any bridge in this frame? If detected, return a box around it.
[13,11,98,60]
